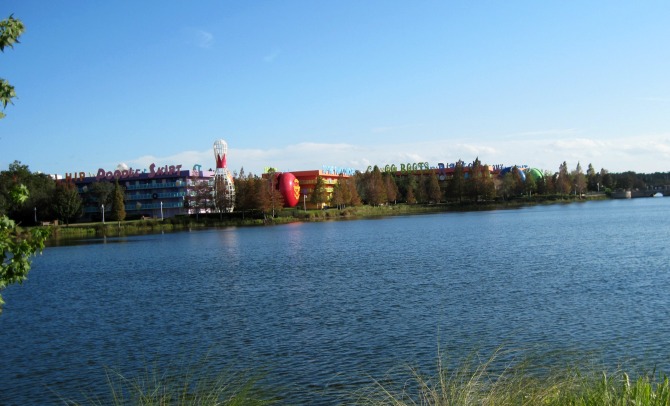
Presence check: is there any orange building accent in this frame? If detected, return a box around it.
[286,169,351,209]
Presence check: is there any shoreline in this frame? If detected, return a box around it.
[42,194,609,244]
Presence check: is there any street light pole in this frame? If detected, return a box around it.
[101,204,105,224]
[34,207,37,224]
[160,201,164,221]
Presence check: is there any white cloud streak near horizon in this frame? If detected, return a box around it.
[123,133,670,176]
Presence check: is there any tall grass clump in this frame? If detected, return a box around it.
[70,360,278,406]
[351,347,670,406]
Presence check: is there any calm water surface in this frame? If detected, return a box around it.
[1,199,670,404]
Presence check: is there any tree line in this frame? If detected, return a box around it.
[0,161,128,226]
[351,160,670,205]
[2,160,670,226]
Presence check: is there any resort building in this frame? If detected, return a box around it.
[262,169,352,210]
[294,169,352,210]
[72,165,215,221]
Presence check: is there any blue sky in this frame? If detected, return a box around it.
[2,1,670,177]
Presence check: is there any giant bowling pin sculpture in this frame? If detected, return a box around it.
[213,139,235,212]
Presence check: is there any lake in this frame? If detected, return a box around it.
[1,198,670,404]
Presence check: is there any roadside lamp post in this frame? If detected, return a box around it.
[160,201,164,221]
[101,204,105,223]
[34,207,37,223]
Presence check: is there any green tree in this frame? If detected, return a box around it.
[405,183,417,204]
[330,179,345,210]
[467,158,482,201]
[52,182,82,225]
[330,174,358,210]
[0,161,32,217]
[467,158,496,202]
[524,171,537,197]
[383,172,399,204]
[480,166,496,201]
[0,17,51,314]
[572,162,587,197]
[614,171,641,191]
[344,177,361,206]
[354,171,369,203]
[1,182,48,313]
[1,15,24,119]
[414,173,427,204]
[402,174,418,204]
[367,166,387,206]
[309,175,328,208]
[330,182,345,210]
[188,177,212,219]
[233,169,264,213]
[500,172,519,199]
[260,172,284,216]
[542,170,556,195]
[557,161,572,195]
[112,181,126,221]
[426,170,441,203]
[233,168,250,211]
[600,168,614,191]
[0,161,55,224]
[446,161,465,202]
[586,163,599,192]
[88,181,115,212]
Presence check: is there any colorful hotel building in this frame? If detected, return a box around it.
[71,166,353,220]
[65,141,524,221]
[72,165,215,221]
[70,163,515,220]
[282,169,350,210]
[63,136,523,221]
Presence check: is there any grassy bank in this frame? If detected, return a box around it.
[45,195,604,242]
[353,348,670,405]
[68,348,670,405]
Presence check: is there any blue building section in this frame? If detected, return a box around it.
[499,166,526,182]
[74,168,215,220]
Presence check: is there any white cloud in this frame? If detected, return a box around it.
[122,133,670,178]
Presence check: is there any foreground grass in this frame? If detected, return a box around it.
[353,349,670,406]
[68,363,278,406]
[66,348,670,405]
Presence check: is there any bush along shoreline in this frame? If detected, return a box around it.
[43,194,608,242]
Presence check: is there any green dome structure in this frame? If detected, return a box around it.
[526,168,544,182]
